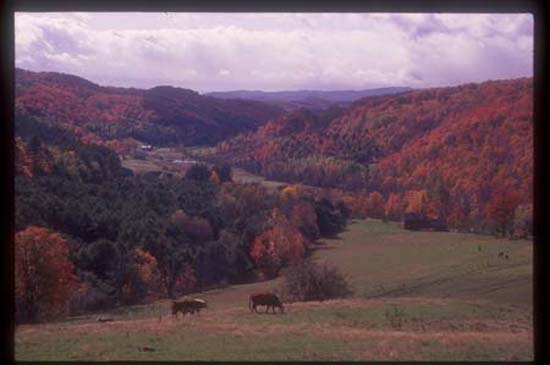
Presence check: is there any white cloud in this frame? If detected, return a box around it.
[15,12,533,92]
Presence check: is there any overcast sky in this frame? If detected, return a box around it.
[15,12,533,93]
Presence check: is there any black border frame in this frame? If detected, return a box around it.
[1,1,547,364]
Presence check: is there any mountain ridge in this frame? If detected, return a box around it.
[206,87,413,111]
[15,68,286,148]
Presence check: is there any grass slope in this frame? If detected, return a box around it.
[15,220,532,361]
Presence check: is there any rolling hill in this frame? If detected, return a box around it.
[214,78,533,228]
[207,87,412,111]
[15,68,285,148]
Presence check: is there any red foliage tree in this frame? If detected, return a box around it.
[15,226,78,322]
[173,263,197,295]
[486,189,522,236]
[170,209,213,242]
[290,201,320,242]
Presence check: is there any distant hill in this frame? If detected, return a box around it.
[15,68,285,148]
[206,87,412,111]
[215,77,533,227]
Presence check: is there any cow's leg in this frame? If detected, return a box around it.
[265,305,270,313]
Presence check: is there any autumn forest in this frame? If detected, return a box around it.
[14,67,533,325]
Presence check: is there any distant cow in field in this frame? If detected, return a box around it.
[172,298,207,318]
[505,254,509,260]
[498,252,504,258]
[96,316,114,322]
[249,293,285,314]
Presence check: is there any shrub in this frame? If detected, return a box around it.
[69,281,117,313]
[384,306,406,330]
[281,260,352,302]
[131,149,147,160]
[185,163,211,181]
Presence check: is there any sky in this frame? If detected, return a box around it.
[15,13,533,93]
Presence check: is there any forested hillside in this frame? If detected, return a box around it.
[14,116,350,322]
[15,68,284,149]
[215,78,533,235]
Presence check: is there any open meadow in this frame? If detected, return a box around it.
[15,220,532,361]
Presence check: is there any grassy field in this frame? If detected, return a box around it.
[15,220,533,361]
[121,146,294,190]
[232,167,288,189]
[121,147,198,177]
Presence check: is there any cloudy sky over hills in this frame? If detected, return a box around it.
[15,12,533,92]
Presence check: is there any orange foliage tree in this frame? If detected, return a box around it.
[130,248,161,300]
[385,192,405,221]
[512,203,533,239]
[281,184,308,201]
[250,209,306,279]
[15,226,78,322]
[404,190,429,216]
[366,191,386,219]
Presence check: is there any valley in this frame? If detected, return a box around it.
[12,11,535,363]
[13,69,534,362]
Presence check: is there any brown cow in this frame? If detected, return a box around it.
[249,292,284,313]
[172,298,207,318]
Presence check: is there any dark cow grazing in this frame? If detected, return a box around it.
[96,316,114,322]
[505,254,509,260]
[138,346,156,352]
[249,293,284,313]
[498,252,504,258]
[172,298,207,318]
